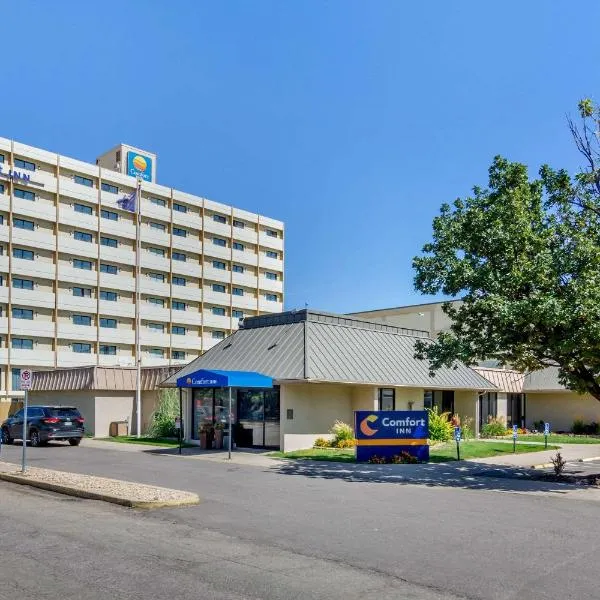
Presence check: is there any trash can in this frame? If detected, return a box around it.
[109,421,128,437]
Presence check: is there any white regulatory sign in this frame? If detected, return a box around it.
[20,369,32,391]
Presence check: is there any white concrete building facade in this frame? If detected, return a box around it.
[0,136,284,401]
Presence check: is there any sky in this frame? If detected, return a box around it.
[3,0,599,313]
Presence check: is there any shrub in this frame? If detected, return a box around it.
[572,419,585,434]
[330,420,354,444]
[460,416,474,440]
[427,407,454,442]
[368,455,387,464]
[146,388,179,438]
[572,419,600,435]
[551,451,567,476]
[313,437,331,448]
[369,452,419,464]
[533,420,545,432]
[480,417,506,438]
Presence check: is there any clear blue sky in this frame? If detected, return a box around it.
[4,1,599,312]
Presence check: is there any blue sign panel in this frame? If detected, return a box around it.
[512,424,518,439]
[127,151,153,182]
[544,422,550,435]
[454,426,462,442]
[354,411,429,462]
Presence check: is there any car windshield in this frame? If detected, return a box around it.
[46,408,81,418]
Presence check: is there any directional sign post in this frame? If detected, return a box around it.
[454,426,462,461]
[20,369,32,473]
[544,422,550,450]
[512,424,518,454]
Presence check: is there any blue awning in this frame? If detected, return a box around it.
[176,369,273,389]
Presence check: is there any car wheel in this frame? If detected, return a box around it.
[68,438,81,446]
[1,427,13,445]
[29,430,41,447]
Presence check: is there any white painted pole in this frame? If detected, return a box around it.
[21,389,28,473]
[135,179,142,438]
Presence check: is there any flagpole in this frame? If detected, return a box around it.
[135,178,142,438]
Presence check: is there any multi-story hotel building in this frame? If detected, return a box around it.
[0,137,284,399]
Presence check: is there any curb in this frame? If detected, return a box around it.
[0,472,200,509]
[531,455,600,470]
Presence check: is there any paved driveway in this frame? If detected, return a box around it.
[2,440,600,599]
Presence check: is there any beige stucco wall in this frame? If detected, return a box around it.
[453,390,478,435]
[95,393,135,437]
[29,391,97,434]
[527,392,600,432]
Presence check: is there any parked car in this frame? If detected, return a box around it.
[1,405,85,447]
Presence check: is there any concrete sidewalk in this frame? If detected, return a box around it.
[466,443,600,468]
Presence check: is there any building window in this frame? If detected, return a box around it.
[212,260,226,270]
[99,345,117,355]
[148,323,164,332]
[148,298,165,307]
[213,214,227,224]
[378,388,395,411]
[74,231,93,243]
[74,175,93,187]
[172,350,185,360]
[101,182,118,194]
[265,293,278,302]
[172,301,186,311]
[14,188,35,201]
[150,197,166,207]
[11,367,21,389]
[12,307,33,320]
[12,338,33,350]
[266,250,278,259]
[149,272,164,282]
[232,287,244,296]
[101,236,118,248]
[212,284,226,293]
[172,252,186,262]
[232,310,244,319]
[0,183,4,194]
[73,259,92,270]
[13,278,33,290]
[13,218,34,231]
[212,331,225,340]
[100,263,118,274]
[13,248,34,261]
[100,290,118,301]
[150,222,166,231]
[0,154,4,164]
[149,247,165,257]
[423,390,455,414]
[15,158,35,171]
[74,203,93,215]
[73,287,91,297]
[73,314,92,326]
[149,348,164,357]
[212,307,226,316]
[73,343,92,353]
[232,264,244,273]
[173,227,186,237]
[172,276,186,286]
[266,229,278,238]
[100,318,117,328]
[233,242,244,251]
[173,203,187,213]
[265,272,278,280]
[233,219,245,229]
[101,209,119,221]
[213,237,226,247]
[172,326,186,335]
[479,392,498,429]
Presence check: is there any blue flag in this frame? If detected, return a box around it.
[117,190,136,212]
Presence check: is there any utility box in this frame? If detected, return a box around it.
[109,421,128,437]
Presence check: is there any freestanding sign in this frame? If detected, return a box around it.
[354,411,429,462]
[19,369,32,473]
[20,369,32,390]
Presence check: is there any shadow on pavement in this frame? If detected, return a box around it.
[269,459,585,494]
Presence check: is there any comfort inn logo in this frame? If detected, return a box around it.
[127,151,153,182]
[360,414,378,436]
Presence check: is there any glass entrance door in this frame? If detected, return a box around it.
[236,387,280,448]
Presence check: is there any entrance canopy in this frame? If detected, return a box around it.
[176,369,273,389]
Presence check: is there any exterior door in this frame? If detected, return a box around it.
[236,388,280,448]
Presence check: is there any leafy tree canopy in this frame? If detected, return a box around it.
[413,100,600,400]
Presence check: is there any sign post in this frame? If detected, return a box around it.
[544,422,550,449]
[354,411,429,462]
[454,426,462,461]
[19,369,32,473]
[512,424,518,453]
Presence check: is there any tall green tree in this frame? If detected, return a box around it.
[413,101,600,400]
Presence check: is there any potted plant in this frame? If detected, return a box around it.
[199,423,211,449]
[214,422,225,449]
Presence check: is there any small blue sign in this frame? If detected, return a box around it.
[544,422,550,435]
[454,426,462,442]
[127,151,153,182]
[354,411,429,462]
[512,424,518,439]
